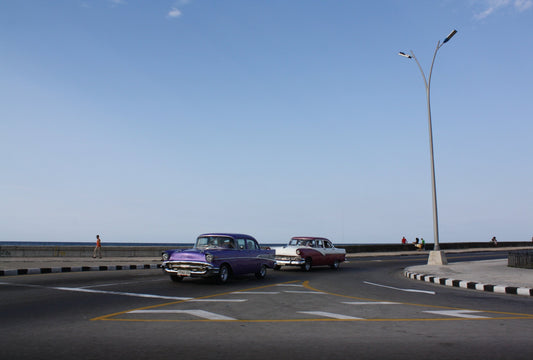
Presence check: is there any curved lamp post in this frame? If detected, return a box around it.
[399,29,457,265]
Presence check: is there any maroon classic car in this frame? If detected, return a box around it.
[273,236,346,271]
[161,233,275,283]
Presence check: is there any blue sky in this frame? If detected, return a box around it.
[1,0,532,244]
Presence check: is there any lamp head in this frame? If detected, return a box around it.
[398,52,412,59]
[443,29,457,44]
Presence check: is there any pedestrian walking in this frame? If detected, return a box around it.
[93,234,102,258]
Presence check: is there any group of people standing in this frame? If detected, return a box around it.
[401,236,425,250]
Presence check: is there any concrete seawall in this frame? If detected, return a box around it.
[0,245,177,258]
[1,242,531,258]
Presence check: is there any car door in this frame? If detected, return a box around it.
[323,240,342,263]
[312,239,328,266]
[244,238,263,273]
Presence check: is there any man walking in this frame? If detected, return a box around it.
[93,234,102,258]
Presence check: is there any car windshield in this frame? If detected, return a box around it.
[196,236,236,249]
[289,239,314,247]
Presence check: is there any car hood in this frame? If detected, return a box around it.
[273,245,301,256]
[168,248,208,262]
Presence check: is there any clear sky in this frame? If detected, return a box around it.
[1,0,532,244]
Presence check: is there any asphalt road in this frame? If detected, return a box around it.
[1,252,532,360]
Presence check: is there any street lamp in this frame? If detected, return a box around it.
[399,29,457,265]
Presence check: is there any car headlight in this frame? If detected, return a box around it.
[161,252,169,261]
[296,249,301,255]
[205,253,214,262]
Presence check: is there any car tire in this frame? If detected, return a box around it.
[330,259,340,270]
[302,258,312,272]
[217,264,231,284]
[170,274,184,282]
[255,264,267,279]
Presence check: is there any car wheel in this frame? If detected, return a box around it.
[273,265,281,271]
[302,258,312,272]
[330,260,340,270]
[217,264,231,284]
[255,264,267,279]
[170,274,184,282]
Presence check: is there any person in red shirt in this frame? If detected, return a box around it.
[93,234,102,258]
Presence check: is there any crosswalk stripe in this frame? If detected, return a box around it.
[129,310,236,320]
[423,310,490,319]
[298,311,364,320]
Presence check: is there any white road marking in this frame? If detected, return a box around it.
[191,299,247,302]
[52,287,192,300]
[423,310,490,319]
[342,301,400,305]
[1,282,246,302]
[129,310,236,320]
[363,281,436,295]
[298,311,364,320]
[80,279,167,289]
[231,291,280,294]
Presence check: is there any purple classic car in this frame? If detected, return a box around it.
[161,233,275,284]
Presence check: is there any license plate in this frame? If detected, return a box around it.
[176,270,191,276]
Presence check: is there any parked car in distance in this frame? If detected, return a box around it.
[161,233,275,284]
[273,236,346,271]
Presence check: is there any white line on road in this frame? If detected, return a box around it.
[190,299,247,302]
[80,279,167,289]
[363,281,436,295]
[298,311,364,320]
[423,310,490,319]
[342,301,401,305]
[52,287,193,300]
[2,282,246,302]
[231,291,280,294]
[129,309,236,320]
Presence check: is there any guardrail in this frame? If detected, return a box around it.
[1,242,531,258]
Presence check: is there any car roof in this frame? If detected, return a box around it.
[291,236,330,242]
[198,233,257,240]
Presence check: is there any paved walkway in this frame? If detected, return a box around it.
[1,248,532,297]
[0,257,161,276]
[405,258,533,297]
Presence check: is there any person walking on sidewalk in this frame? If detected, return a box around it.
[93,234,102,258]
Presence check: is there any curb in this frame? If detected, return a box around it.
[0,264,161,277]
[403,270,533,297]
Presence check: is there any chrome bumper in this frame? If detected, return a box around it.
[275,258,305,266]
[162,261,219,277]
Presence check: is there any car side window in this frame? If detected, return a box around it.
[325,241,332,248]
[222,238,235,249]
[316,240,324,248]
[246,239,258,250]
[236,239,246,250]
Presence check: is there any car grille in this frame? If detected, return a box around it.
[165,261,212,272]
[275,256,299,261]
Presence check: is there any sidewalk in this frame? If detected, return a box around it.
[0,257,161,276]
[405,258,533,297]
